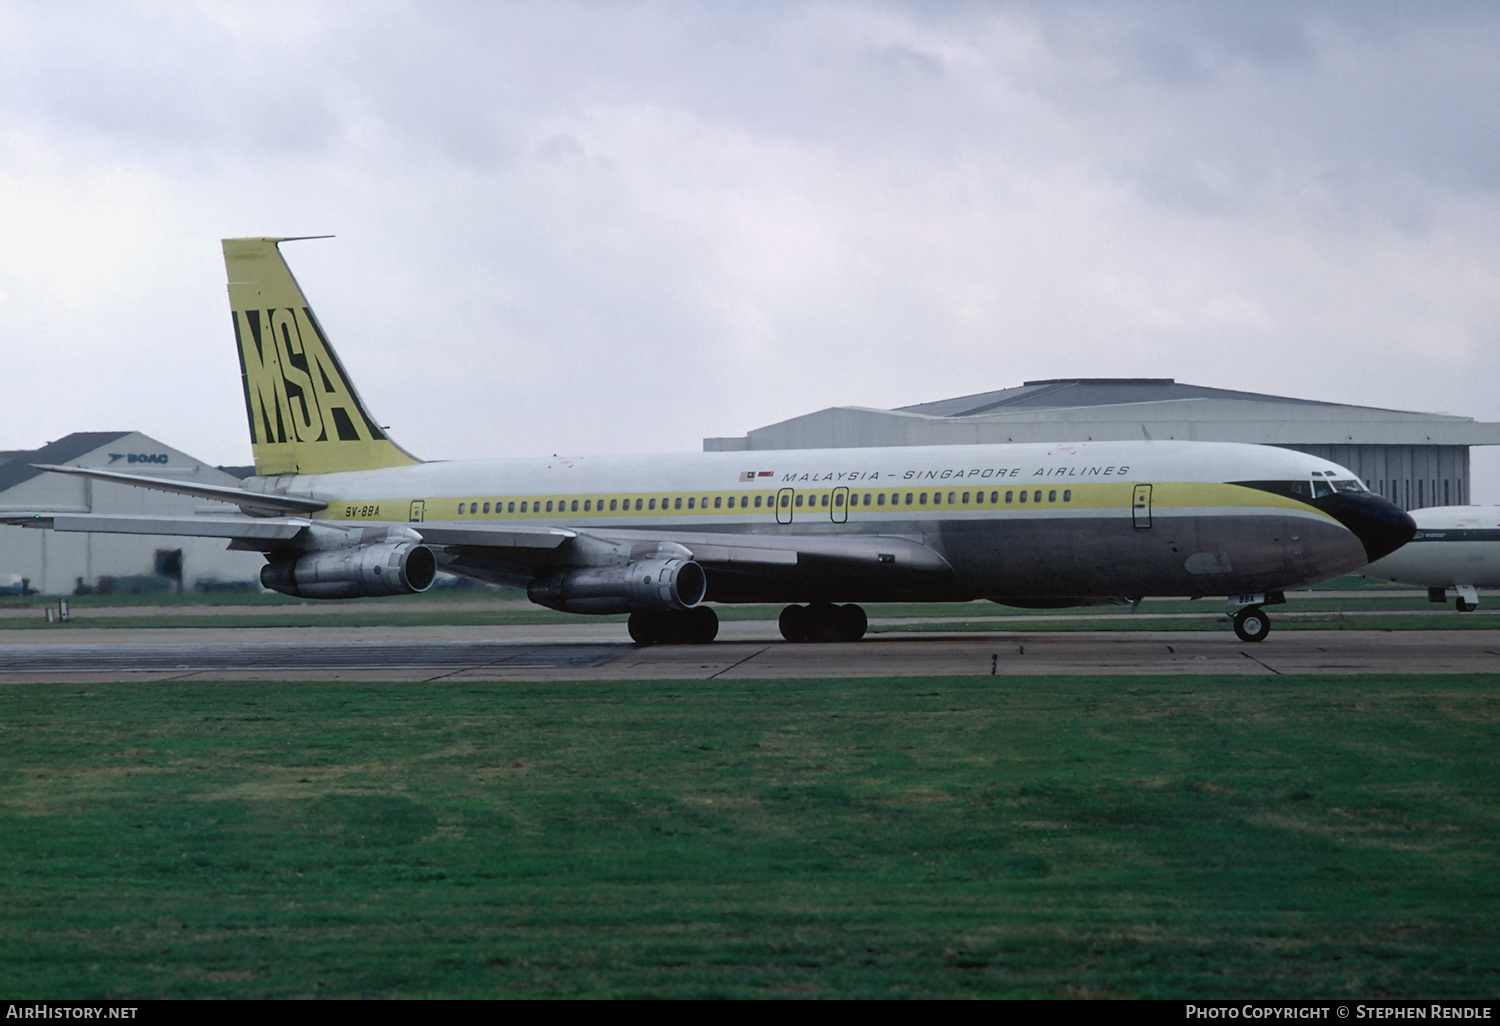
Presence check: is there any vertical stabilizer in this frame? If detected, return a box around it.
[223,237,420,476]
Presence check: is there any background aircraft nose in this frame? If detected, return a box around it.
[1328,494,1417,564]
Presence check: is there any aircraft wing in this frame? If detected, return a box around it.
[416,522,953,592]
[1,504,948,599]
[575,527,951,573]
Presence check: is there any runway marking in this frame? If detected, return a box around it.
[708,647,770,679]
[1240,650,1282,674]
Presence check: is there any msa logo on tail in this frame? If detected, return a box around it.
[224,237,419,476]
[235,306,380,448]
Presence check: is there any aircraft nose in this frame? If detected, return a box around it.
[1332,493,1417,564]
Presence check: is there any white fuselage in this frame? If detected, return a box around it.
[1361,506,1500,589]
[248,438,1394,604]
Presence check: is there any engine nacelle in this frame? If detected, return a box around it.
[261,541,438,599]
[528,558,707,615]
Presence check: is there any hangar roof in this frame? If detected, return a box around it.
[896,379,1382,418]
[0,432,131,493]
[705,378,1500,451]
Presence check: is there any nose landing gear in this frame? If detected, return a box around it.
[1232,606,1271,643]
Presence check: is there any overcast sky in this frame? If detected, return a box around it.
[3,1,1499,495]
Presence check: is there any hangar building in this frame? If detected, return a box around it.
[0,432,262,595]
[705,378,1500,511]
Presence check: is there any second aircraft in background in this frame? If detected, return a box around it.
[1360,506,1500,611]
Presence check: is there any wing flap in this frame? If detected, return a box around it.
[571,529,951,573]
[411,524,575,551]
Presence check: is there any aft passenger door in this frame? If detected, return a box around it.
[1131,485,1152,530]
[831,487,849,524]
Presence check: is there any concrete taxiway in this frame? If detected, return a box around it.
[2,620,1497,681]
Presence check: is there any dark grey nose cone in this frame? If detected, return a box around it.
[1320,493,1417,564]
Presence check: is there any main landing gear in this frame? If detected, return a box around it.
[778,602,868,643]
[628,606,719,646]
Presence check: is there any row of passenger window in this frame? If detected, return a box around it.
[454,488,1074,516]
[459,494,764,515]
[798,489,1073,508]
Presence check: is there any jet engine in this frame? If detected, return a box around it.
[528,557,707,615]
[261,539,437,599]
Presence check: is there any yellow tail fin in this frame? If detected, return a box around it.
[223,237,420,475]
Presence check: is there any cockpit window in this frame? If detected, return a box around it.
[1233,478,1368,503]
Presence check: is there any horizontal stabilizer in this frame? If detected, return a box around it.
[0,512,310,543]
[31,464,327,515]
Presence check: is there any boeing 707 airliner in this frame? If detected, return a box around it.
[2,238,1416,644]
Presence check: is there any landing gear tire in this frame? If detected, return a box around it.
[778,603,868,643]
[629,610,664,646]
[1457,598,1478,613]
[839,603,868,641]
[1233,606,1271,643]
[685,605,720,642]
[778,604,809,643]
[629,606,720,646]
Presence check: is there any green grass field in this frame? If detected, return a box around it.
[2,673,1497,998]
